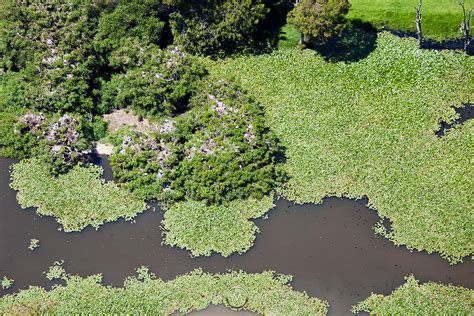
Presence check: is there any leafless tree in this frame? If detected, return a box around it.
[415,0,423,48]
[459,0,473,53]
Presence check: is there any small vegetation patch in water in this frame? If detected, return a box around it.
[0,267,328,315]
[1,277,14,290]
[210,32,473,263]
[162,196,275,257]
[10,158,147,232]
[45,260,67,281]
[352,275,474,315]
[28,239,40,251]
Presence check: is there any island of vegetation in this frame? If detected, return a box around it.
[0,265,328,315]
[0,0,472,314]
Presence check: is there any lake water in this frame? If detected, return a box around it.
[0,157,472,315]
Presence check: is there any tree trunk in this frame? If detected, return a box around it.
[459,0,473,53]
[415,0,423,48]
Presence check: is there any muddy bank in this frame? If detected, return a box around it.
[0,157,472,315]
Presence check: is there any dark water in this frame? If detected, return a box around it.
[0,157,472,316]
[436,103,474,137]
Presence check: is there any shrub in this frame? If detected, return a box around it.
[110,80,284,203]
[101,47,206,117]
[288,0,350,45]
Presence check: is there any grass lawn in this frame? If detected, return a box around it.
[210,32,473,263]
[348,0,472,40]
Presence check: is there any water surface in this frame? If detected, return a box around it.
[0,157,472,315]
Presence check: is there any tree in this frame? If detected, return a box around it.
[288,0,350,46]
[95,0,168,68]
[459,0,473,53]
[415,0,423,49]
[167,0,269,57]
[0,0,101,114]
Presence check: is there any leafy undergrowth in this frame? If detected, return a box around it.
[352,275,474,315]
[10,158,146,232]
[162,195,275,256]
[210,32,473,263]
[0,267,328,315]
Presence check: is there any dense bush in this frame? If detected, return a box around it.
[162,196,275,256]
[0,268,328,315]
[1,0,101,114]
[170,80,284,203]
[168,0,269,57]
[210,32,473,263]
[352,275,474,315]
[110,80,284,203]
[10,158,146,232]
[288,0,350,45]
[2,113,101,174]
[95,0,168,70]
[101,47,206,117]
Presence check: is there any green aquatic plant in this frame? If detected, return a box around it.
[162,195,275,256]
[0,267,328,315]
[210,32,474,263]
[28,239,40,251]
[1,277,14,290]
[45,260,67,281]
[352,275,474,315]
[10,158,147,232]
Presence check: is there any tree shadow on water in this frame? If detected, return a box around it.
[314,19,378,63]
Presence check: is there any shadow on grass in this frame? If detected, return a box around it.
[385,28,472,54]
[313,19,378,63]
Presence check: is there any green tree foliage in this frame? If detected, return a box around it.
[288,0,350,45]
[95,0,168,69]
[171,80,284,203]
[0,268,328,315]
[110,80,284,203]
[5,113,96,174]
[101,47,207,117]
[352,275,474,315]
[1,0,101,114]
[167,0,269,57]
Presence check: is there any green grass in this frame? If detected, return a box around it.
[162,196,275,257]
[209,32,473,263]
[0,267,328,315]
[352,275,474,315]
[348,0,472,40]
[278,24,301,49]
[10,158,147,232]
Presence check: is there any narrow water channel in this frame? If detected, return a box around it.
[0,157,472,316]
